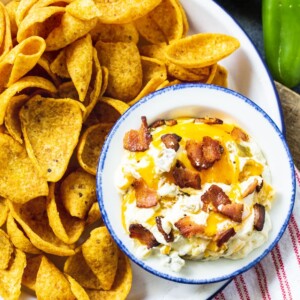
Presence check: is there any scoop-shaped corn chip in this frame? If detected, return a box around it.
[15,0,39,26]
[139,43,214,82]
[95,41,142,101]
[150,0,183,42]
[0,2,13,61]
[0,36,46,88]
[66,34,93,102]
[86,251,132,300]
[155,79,170,90]
[135,0,183,44]
[66,0,100,21]
[5,0,19,39]
[0,249,26,300]
[139,43,166,60]
[86,202,102,226]
[0,133,48,203]
[47,183,85,244]
[17,6,65,43]
[165,33,240,68]
[64,248,104,289]
[29,0,72,10]
[82,227,119,291]
[65,274,90,300]
[45,12,97,51]
[211,64,228,87]
[9,198,75,256]
[50,48,70,78]
[0,229,14,270]
[90,22,139,44]
[95,0,162,24]
[99,97,130,119]
[0,76,57,125]
[58,81,78,99]
[175,0,189,37]
[20,95,83,182]
[36,256,76,300]
[6,213,41,254]
[36,55,61,87]
[60,170,96,219]
[167,63,211,82]
[82,47,102,121]
[135,14,166,44]
[129,56,167,105]
[77,123,113,175]
[4,94,29,144]
[0,198,9,227]
[22,254,43,291]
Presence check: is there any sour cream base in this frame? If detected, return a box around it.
[116,118,274,272]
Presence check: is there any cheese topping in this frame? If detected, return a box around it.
[117,117,274,272]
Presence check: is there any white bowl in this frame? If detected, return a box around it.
[96,83,296,284]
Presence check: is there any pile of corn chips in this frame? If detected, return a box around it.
[0,0,240,298]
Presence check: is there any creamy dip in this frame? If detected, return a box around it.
[116,117,274,272]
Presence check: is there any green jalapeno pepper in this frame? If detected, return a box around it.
[262,0,300,88]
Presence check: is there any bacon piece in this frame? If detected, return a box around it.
[231,126,249,142]
[161,133,182,151]
[165,119,177,126]
[156,216,174,242]
[172,161,201,189]
[219,203,244,223]
[214,227,236,247]
[194,117,223,125]
[242,178,259,198]
[174,216,205,238]
[256,179,264,193]
[133,178,158,208]
[253,203,265,231]
[123,116,152,152]
[201,184,231,212]
[186,137,223,170]
[149,119,165,129]
[129,224,159,249]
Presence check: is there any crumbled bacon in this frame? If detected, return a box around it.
[256,179,264,193]
[218,203,244,223]
[133,178,158,208]
[165,119,177,126]
[201,184,231,212]
[242,178,259,198]
[149,119,165,129]
[172,161,201,189]
[123,116,152,152]
[161,133,182,151]
[194,117,223,125]
[186,137,224,171]
[253,203,265,231]
[129,224,159,249]
[214,227,236,247]
[156,216,174,242]
[230,126,249,142]
[174,216,205,238]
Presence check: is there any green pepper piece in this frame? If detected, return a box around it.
[262,0,300,88]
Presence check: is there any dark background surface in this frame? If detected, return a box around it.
[214,0,300,94]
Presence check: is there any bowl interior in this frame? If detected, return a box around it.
[97,83,295,284]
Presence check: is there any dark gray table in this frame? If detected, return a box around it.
[214,0,300,94]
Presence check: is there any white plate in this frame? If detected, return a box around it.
[7,0,283,299]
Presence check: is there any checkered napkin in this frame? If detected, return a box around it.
[214,168,300,300]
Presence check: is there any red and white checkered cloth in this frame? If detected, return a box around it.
[214,168,300,300]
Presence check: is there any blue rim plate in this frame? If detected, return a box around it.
[97,83,296,285]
